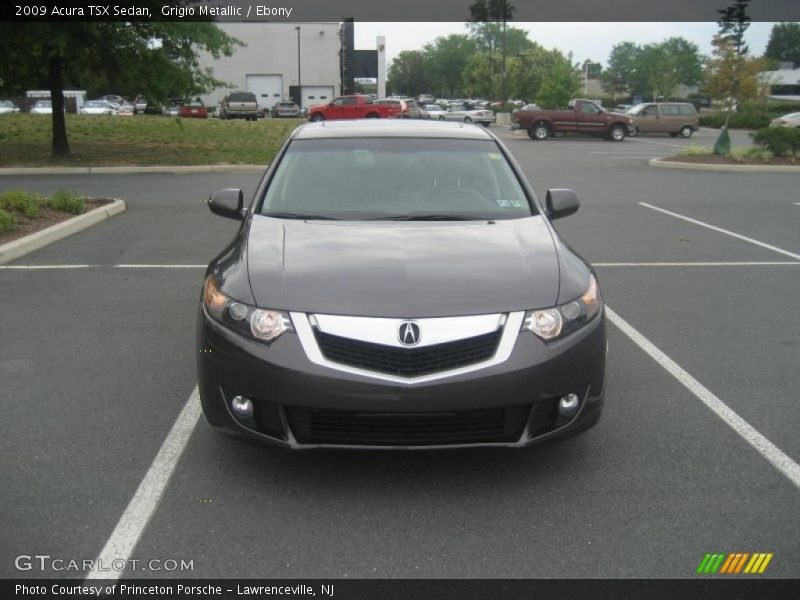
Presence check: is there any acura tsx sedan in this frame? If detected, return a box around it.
[198,119,606,449]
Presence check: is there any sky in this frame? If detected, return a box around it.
[354,22,778,68]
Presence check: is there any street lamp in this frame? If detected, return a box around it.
[295,26,301,107]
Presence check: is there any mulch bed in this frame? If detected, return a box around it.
[664,155,800,166]
[0,198,115,245]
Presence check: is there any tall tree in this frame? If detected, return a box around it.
[535,53,580,109]
[601,42,640,98]
[705,0,765,153]
[424,34,479,98]
[388,50,432,97]
[0,9,240,157]
[764,22,800,67]
[468,0,517,103]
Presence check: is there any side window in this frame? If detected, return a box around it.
[331,98,344,107]
[678,104,696,116]
[642,105,658,116]
[341,97,357,106]
[580,102,600,114]
[661,104,679,116]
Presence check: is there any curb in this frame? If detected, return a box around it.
[649,158,800,173]
[0,199,126,265]
[0,165,265,176]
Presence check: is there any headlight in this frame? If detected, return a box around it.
[203,276,293,343]
[522,274,602,341]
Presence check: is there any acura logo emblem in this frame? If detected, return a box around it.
[398,321,421,346]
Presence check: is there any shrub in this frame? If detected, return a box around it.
[730,147,773,162]
[0,208,16,232]
[750,127,800,157]
[49,189,85,215]
[678,146,713,156]
[699,105,772,129]
[0,189,42,218]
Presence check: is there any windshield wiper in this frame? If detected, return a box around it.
[368,214,481,221]
[263,212,339,220]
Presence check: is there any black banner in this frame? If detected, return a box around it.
[3,579,800,600]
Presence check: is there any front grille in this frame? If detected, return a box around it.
[313,328,503,377]
[286,405,530,446]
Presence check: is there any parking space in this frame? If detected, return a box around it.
[2,126,799,579]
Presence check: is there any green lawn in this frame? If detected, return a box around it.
[0,115,302,167]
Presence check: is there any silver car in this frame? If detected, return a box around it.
[421,104,446,120]
[0,100,20,114]
[444,104,495,127]
[770,112,800,128]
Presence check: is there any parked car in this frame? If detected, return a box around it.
[308,95,398,121]
[179,100,208,119]
[272,101,301,118]
[444,104,495,127]
[421,104,446,120]
[404,99,422,118]
[418,94,435,104]
[615,104,633,113]
[220,92,259,121]
[198,119,606,449]
[30,100,53,115]
[513,99,634,141]
[79,100,117,115]
[101,94,125,106]
[133,96,161,115]
[374,98,411,118]
[627,102,699,137]
[0,100,20,114]
[770,112,800,128]
[164,99,184,116]
[115,102,134,116]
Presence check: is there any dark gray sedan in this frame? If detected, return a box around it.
[198,120,606,449]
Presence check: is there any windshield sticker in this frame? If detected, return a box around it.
[487,153,502,160]
[497,199,527,208]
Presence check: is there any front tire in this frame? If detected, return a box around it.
[309,113,324,122]
[609,124,626,141]
[528,122,550,140]
[680,125,693,138]
[365,112,379,118]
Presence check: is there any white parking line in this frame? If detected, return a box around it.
[605,306,800,491]
[594,261,800,267]
[0,264,98,269]
[85,387,202,581]
[608,156,665,159]
[639,203,800,261]
[114,264,205,268]
[0,264,205,269]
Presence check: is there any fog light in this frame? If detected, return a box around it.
[558,393,580,417]
[230,395,254,419]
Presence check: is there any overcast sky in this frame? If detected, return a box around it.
[354,22,778,68]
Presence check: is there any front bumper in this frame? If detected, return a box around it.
[197,309,606,450]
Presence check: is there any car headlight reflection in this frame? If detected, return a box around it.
[203,277,293,343]
[522,274,602,341]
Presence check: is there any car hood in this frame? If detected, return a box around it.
[245,216,560,318]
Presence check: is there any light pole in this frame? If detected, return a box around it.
[295,26,301,107]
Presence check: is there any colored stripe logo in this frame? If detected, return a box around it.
[696,553,773,574]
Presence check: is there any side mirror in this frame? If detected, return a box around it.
[545,189,580,220]
[209,189,244,220]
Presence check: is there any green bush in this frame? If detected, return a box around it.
[699,105,772,129]
[751,127,800,157]
[0,208,16,232]
[49,189,85,215]
[678,146,712,156]
[0,189,42,218]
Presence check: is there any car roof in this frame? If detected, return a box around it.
[293,119,495,140]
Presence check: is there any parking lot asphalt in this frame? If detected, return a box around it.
[1,126,798,580]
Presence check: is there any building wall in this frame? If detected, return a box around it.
[197,22,341,109]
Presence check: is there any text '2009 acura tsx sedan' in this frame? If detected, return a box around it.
[198,119,607,449]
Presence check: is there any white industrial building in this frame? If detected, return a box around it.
[197,23,342,112]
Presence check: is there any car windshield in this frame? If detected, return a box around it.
[260,138,534,221]
[626,103,648,115]
[86,102,105,108]
[35,101,51,107]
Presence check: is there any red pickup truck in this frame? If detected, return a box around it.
[513,99,635,141]
[307,95,399,121]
